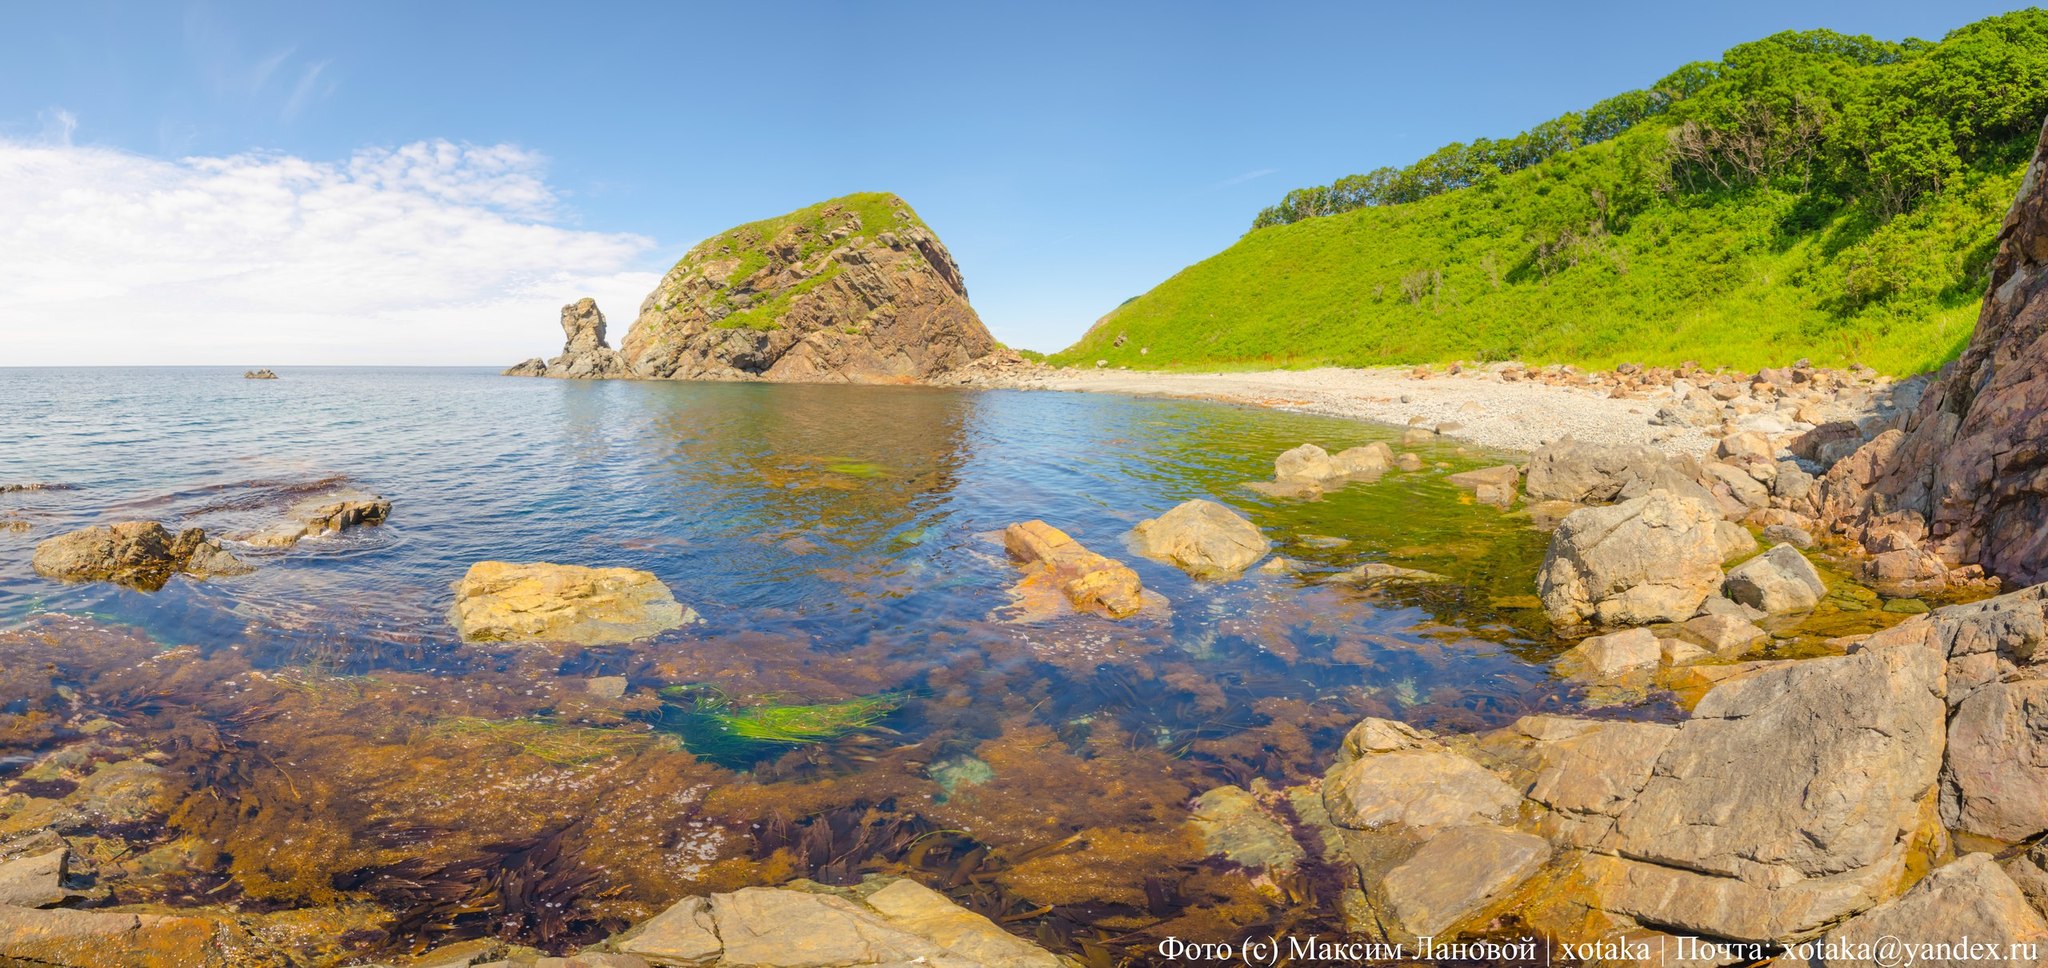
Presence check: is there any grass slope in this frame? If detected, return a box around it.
[1053,14,2044,376]
[663,192,928,331]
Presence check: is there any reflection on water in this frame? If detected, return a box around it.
[0,367,1605,964]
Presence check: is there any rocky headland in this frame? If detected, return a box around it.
[508,194,1002,385]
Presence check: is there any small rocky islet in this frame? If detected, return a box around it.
[7,156,2048,967]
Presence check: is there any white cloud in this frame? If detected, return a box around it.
[0,137,662,365]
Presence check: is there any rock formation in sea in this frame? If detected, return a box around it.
[30,521,252,591]
[1820,114,2048,591]
[503,297,625,378]
[507,193,998,384]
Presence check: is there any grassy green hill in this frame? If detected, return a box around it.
[1051,11,2048,376]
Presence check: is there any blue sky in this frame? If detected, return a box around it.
[0,0,2028,364]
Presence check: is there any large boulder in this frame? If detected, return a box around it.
[1722,543,1826,613]
[1798,853,2048,967]
[1537,490,1728,626]
[1318,719,1545,943]
[618,194,997,384]
[1002,520,1145,618]
[1258,442,1394,497]
[30,521,251,591]
[505,297,628,379]
[1129,499,1268,579]
[611,877,1063,968]
[449,561,698,645]
[1854,582,2048,843]
[1818,115,2048,589]
[1523,438,1715,507]
[1942,677,2048,843]
[1586,639,1947,942]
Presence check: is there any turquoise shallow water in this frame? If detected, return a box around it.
[0,366,1601,958]
[0,366,1564,696]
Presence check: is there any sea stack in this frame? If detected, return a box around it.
[504,297,625,378]
[507,193,998,384]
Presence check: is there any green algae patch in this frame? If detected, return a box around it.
[823,460,887,478]
[648,685,903,769]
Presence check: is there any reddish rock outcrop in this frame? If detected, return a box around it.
[618,193,997,384]
[1821,115,2048,589]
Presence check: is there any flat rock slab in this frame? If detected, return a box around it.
[1324,747,1520,831]
[0,846,67,907]
[0,906,242,967]
[613,877,1061,968]
[1377,824,1550,941]
[450,561,698,645]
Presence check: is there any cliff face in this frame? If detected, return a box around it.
[616,193,996,384]
[1822,114,2048,590]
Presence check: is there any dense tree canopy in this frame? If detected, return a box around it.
[1250,12,2048,231]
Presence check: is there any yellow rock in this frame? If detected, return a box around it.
[1002,520,1144,618]
[449,561,697,645]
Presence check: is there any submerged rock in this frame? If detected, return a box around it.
[231,488,391,548]
[1002,520,1145,618]
[450,561,698,645]
[618,194,998,384]
[1537,490,1727,626]
[1324,562,1449,587]
[31,521,252,591]
[1129,499,1268,580]
[610,877,1063,968]
[1188,785,1304,874]
[1446,463,1520,508]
